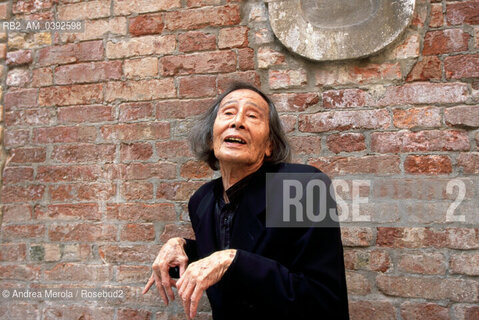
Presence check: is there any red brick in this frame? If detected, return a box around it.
[106,35,175,59]
[12,0,53,14]
[117,309,151,320]
[44,263,111,281]
[343,249,390,272]
[1,205,32,223]
[445,105,479,127]
[375,82,468,106]
[120,142,153,161]
[217,71,260,93]
[36,165,103,182]
[156,140,192,159]
[123,162,176,180]
[178,31,216,52]
[322,89,369,109]
[156,98,213,119]
[446,1,479,25]
[1,185,45,203]
[6,68,30,87]
[288,136,322,155]
[124,57,158,79]
[310,155,400,175]
[58,105,114,124]
[445,54,479,79]
[315,62,402,86]
[116,265,150,283]
[281,115,296,133]
[33,126,97,144]
[98,244,160,264]
[0,2,8,19]
[5,109,54,127]
[348,301,395,320]
[157,181,204,201]
[2,167,34,184]
[238,48,255,70]
[393,107,442,129]
[48,223,117,242]
[0,265,41,281]
[53,144,115,164]
[36,203,100,221]
[42,305,114,319]
[4,129,29,148]
[119,102,154,121]
[327,133,366,154]
[10,147,46,163]
[49,185,75,201]
[159,51,236,76]
[129,13,164,36]
[120,224,155,241]
[406,56,442,81]
[299,109,390,133]
[54,61,122,85]
[218,26,248,49]
[346,271,371,295]
[180,160,214,179]
[271,93,319,112]
[254,28,274,45]
[36,40,103,67]
[164,5,241,31]
[257,47,285,69]
[404,155,452,175]
[450,253,479,276]
[457,152,479,174]
[376,275,478,302]
[0,43,6,59]
[121,182,153,200]
[1,224,45,240]
[6,49,33,66]
[106,203,176,222]
[105,79,176,101]
[453,305,479,320]
[78,183,116,201]
[4,88,38,110]
[340,227,374,247]
[179,75,216,98]
[423,29,469,55]
[113,0,180,15]
[398,252,446,275]
[430,4,444,28]
[400,303,449,320]
[101,122,170,141]
[39,84,103,106]
[371,130,469,153]
[0,243,26,262]
[187,0,221,7]
[269,69,307,89]
[160,224,195,242]
[58,0,110,20]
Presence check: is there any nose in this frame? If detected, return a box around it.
[231,110,246,129]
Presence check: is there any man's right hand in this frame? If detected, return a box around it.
[142,237,189,305]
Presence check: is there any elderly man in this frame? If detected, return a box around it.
[143,83,349,320]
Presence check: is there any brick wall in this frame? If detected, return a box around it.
[0,0,478,319]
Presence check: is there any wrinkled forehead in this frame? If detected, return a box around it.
[219,89,270,113]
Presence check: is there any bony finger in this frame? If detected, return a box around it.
[153,271,169,305]
[142,273,155,294]
[189,287,203,319]
[160,267,175,302]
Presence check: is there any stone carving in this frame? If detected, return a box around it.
[268,0,415,61]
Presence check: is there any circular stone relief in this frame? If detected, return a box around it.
[268,0,415,61]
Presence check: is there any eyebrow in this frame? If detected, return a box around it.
[220,99,263,111]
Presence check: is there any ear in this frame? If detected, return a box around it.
[265,140,272,158]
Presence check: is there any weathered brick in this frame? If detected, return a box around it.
[348,301,395,320]
[187,0,221,7]
[430,4,444,28]
[54,61,122,85]
[2,167,34,184]
[346,271,371,295]
[238,48,255,70]
[129,13,163,36]
[404,155,452,174]
[164,5,240,31]
[406,56,442,81]
[327,133,366,154]
[371,130,469,153]
[10,147,46,163]
[0,43,6,59]
[453,304,479,320]
[400,302,449,320]
[106,35,175,59]
[445,105,479,127]
[98,244,161,264]
[457,152,479,174]
[36,165,103,182]
[445,54,479,79]
[178,31,216,52]
[179,75,216,98]
[254,28,274,45]
[310,155,400,175]
[121,181,153,200]
[4,88,38,110]
[33,126,97,144]
[48,223,117,242]
[4,129,29,148]
[159,51,236,76]
[322,89,370,109]
[217,71,260,93]
[257,47,285,69]
[0,2,9,19]
[423,29,469,55]
[450,253,479,275]
[315,62,401,86]
[377,275,478,302]
[32,67,53,87]
[58,0,110,20]
[1,205,32,223]
[120,224,155,241]
[106,203,176,222]
[160,224,195,242]
[1,185,45,203]
[6,68,30,87]
[180,160,213,179]
[0,265,41,281]
[51,144,116,163]
[2,224,45,240]
[42,305,114,320]
[0,243,26,262]
[117,309,152,320]
[36,203,100,221]
[269,69,307,89]
[36,40,103,67]
[340,227,374,247]
[58,105,114,124]
[271,93,319,112]
[446,1,479,25]
[343,249,390,272]
[120,142,153,161]
[386,32,420,60]
[123,57,158,79]
[393,107,442,129]
[101,122,170,141]
[218,26,248,49]
[288,136,322,155]
[116,265,150,283]
[44,263,111,281]
[157,181,204,201]
[113,0,180,15]
[105,79,176,102]
[6,49,32,66]
[119,102,154,121]
[5,108,54,127]
[39,84,103,106]
[299,109,390,133]
[156,140,192,159]
[398,252,446,275]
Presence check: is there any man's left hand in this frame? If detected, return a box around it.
[176,249,237,319]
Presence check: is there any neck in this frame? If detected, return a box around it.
[219,161,264,191]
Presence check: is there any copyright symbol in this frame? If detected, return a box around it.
[2,290,10,298]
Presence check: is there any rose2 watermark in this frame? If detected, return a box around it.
[266,173,479,227]
[0,288,125,301]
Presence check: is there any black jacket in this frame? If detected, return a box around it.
[183,163,350,320]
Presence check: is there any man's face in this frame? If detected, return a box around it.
[212,89,272,168]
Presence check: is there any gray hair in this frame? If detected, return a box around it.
[189,82,291,170]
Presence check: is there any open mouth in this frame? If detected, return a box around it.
[224,136,246,144]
